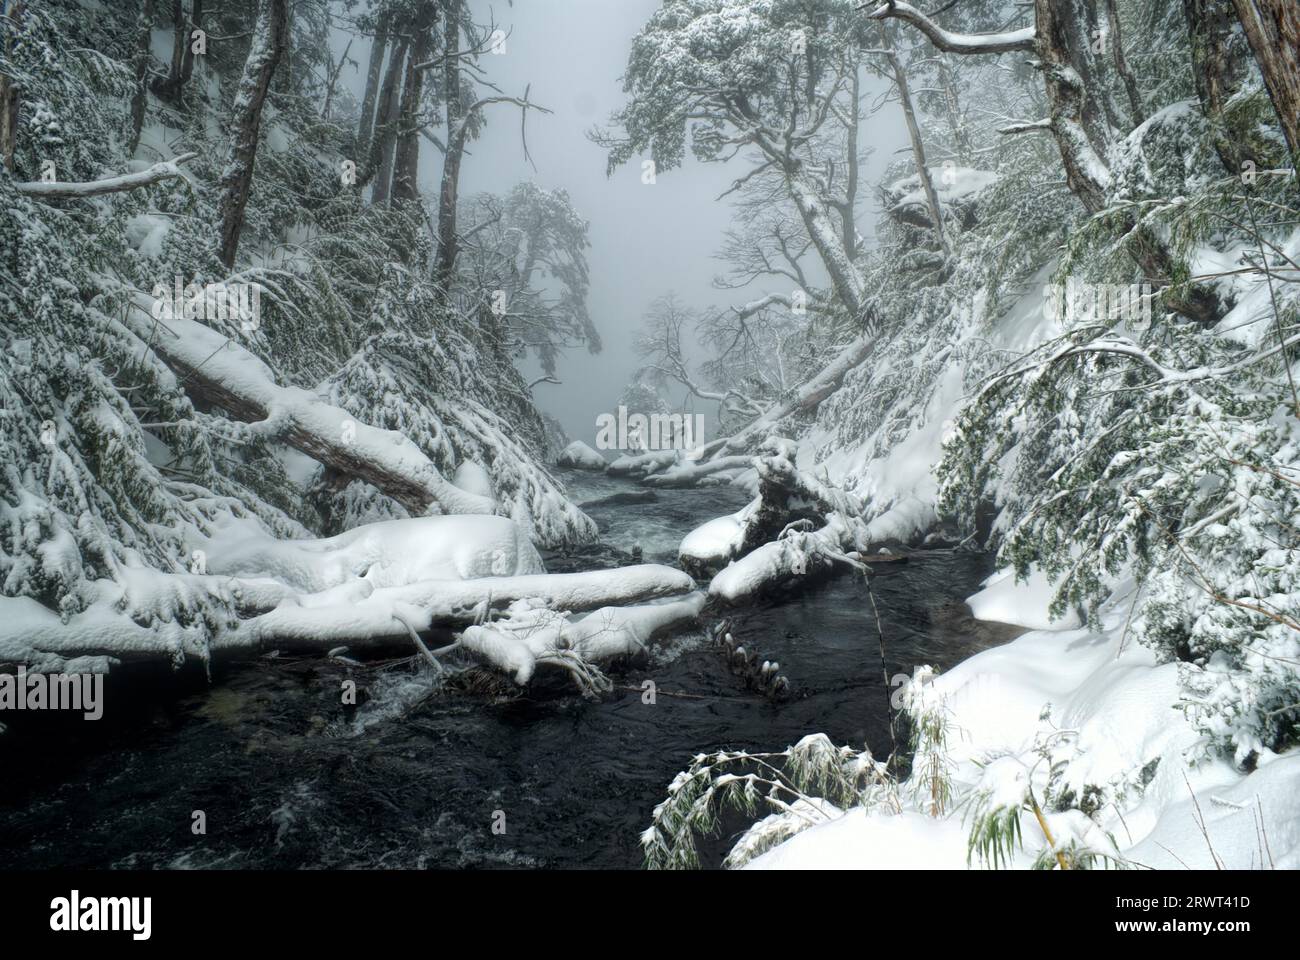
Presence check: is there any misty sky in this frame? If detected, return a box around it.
[336,0,909,444]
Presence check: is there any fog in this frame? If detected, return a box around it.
[335,0,909,445]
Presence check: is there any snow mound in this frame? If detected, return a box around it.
[966,566,1082,631]
[201,515,544,592]
[751,575,1300,869]
[452,460,495,499]
[748,809,969,870]
[678,505,751,571]
[557,440,608,470]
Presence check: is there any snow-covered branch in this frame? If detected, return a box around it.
[864,2,1035,55]
[124,295,497,518]
[14,152,198,198]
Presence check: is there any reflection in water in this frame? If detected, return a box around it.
[0,469,1019,869]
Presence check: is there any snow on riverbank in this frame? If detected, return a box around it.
[749,573,1300,870]
[557,440,609,470]
[1,511,698,686]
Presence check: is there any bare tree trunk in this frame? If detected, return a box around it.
[433,0,464,298]
[1231,0,1300,174]
[1033,0,1117,213]
[838,69,861,260]
[0,1,26,173]
[127,0,153,156]
[159,0,185,99]
[706,333,877,459]
[216,0,287,269]
[1105,0,1145,124]
[321,38,351,120]
[1185,0,1260,176]
[937,56,971,163]
[357,23,389,144]
[179,0,203,88]
[367,31,409,203]
[878,25,949,258]
[391,5,435,205]
[783,168,870,321]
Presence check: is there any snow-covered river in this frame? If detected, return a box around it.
[0,470,1020,868]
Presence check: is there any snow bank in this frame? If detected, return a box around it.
[200,515,544,592]
[557,440,608,470]
[750,575,1300,869]
[748,809,969,870]
[887,165,998,210]
[966,566,1082,631]
[451,461,495,499]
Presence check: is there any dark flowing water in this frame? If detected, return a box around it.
[0,469,1019,869]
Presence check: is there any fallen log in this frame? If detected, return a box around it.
[123,295,496,518]
[0,563,698,668]
[220,563,699,652]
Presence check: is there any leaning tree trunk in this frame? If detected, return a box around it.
[216,0,287,269]
[1033,0,1118,213]
[367,32,408,203]
[1231,0,1300,175]
[433,0,465,300]
[357,23,389,149]
[0,0,25,172]
[179,0,203,89]
[391,6,434,205]
[878,25,949,258]
[127,0,153,156]
[125,293,496,518]
[1186,0,1264,176]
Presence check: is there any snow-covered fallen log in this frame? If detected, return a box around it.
[671,438,875,601]
[199,514,545,592]
[606,448,682,478]
[458,592,707,689]
[708,517,867,604]
[0,563,697,667]
[0,569,300,670]
[228,562,699,652]
[556,440,608,470]
[641,455,754,488]
[122,294,498,519]
[0,510,697,687]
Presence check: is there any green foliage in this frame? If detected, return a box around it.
[641,734,895,869]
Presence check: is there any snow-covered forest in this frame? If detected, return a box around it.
[1,0,1299,877]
